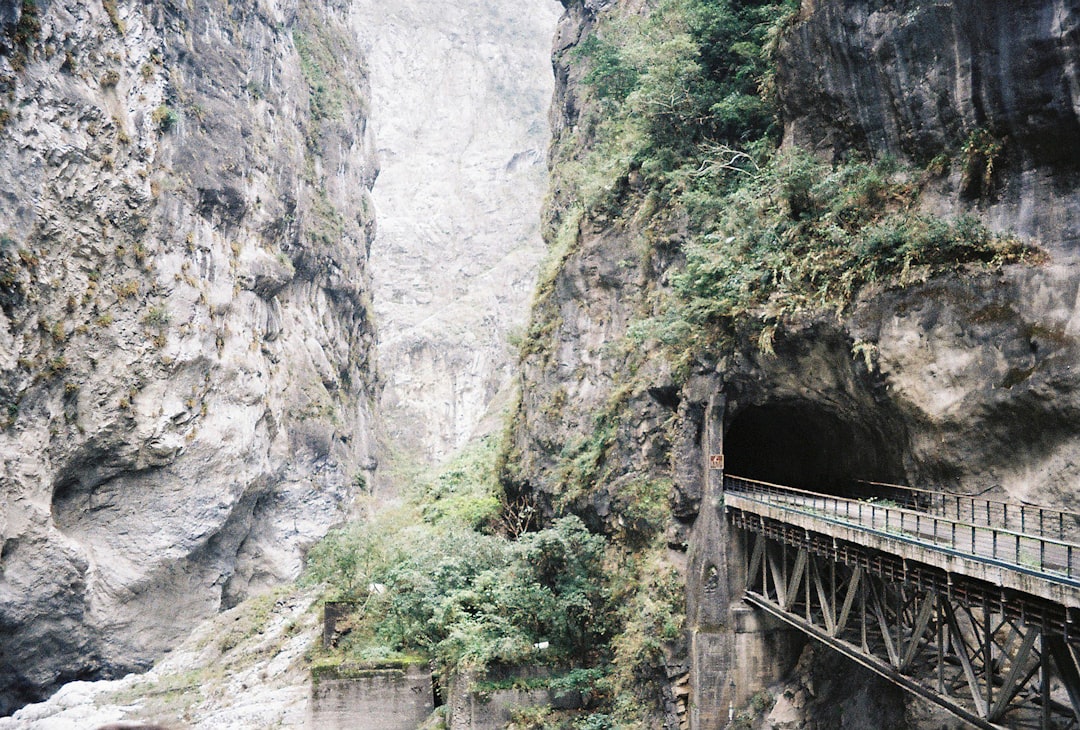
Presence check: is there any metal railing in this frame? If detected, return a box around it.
[724,474,1080,586]
[854,479,1080,542]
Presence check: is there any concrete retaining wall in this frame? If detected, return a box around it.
[310,665,434,730]
[447,669,584,730]
[449,687,553,730]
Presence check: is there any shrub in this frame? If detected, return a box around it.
[575,714,615,730]
[45,355,68,377]
[416,437,502,530]
[960,128,1004,198]
[12,0,40,49]
[115,279,139,298]
[572,0,797,189]
[304,475,613,676]
[151,105,179,132]
[639,151,1040,366]
[142,305,170,327]
[102,0,125,34]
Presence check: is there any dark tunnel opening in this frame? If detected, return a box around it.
[723,402,904,498]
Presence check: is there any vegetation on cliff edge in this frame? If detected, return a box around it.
[504,0,1044,720]
[545,0,1040,371]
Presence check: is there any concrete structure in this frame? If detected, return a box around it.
[445,668,585,730]
[448,687,557,730]
[686,396,804,729]
[310,665,434,730]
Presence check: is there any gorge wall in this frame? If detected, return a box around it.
[0,0,379,714]
[2,0,1079,726]
[506,0,1080,726]
[353,0,560,464]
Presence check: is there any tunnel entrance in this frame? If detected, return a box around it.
[723,402,903,498]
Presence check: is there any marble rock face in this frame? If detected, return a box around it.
[0,0,379,712]
[354,0,561,462]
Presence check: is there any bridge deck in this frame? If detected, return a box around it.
[724,475,1080,609]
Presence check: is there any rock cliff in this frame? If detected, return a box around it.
[778,0,1080,250]
[353,0,560,463]
[0,0,378,713]
[506,0,1080,725]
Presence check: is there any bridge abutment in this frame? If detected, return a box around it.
[687,395,803,728]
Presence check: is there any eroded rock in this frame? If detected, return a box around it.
[0,0,378,712]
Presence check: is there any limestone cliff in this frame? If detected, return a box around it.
[0,0,378,713]
[353,0,560,463]
[506,0,1080,725]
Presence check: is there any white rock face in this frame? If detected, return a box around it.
[0,0,378,712]
[351,0,561,463]
[0,588,320,729]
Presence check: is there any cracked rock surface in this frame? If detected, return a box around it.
[0,0,378,713]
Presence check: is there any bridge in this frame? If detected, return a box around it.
[723,474,1080,729]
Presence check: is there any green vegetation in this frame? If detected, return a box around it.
[8,0,40,67]
[553,407,620,509]
[558,0,795,214]
[151,105,179,133]
[293,28,347,122]
[552,0,1039,371]
[142,304,170,327]
[0,236,23,307]
[730,690,775,729]
[44,355,68,377]
[638,152,1039,366]
[960,128,1004,198]
[115,279,139,298]
[305,499,610,674]
[304,436,683,726]
[416,435,502,530]
[102,0,125,34]
[306,184,346,247]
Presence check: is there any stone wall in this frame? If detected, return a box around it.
[446,669,584,730]
[449,688,554,730]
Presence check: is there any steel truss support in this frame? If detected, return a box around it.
[732,511,1080,729]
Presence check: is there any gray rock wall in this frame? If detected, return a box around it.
[0,0,378,713]
[352,0,560,463]
[778,0,1080,249]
